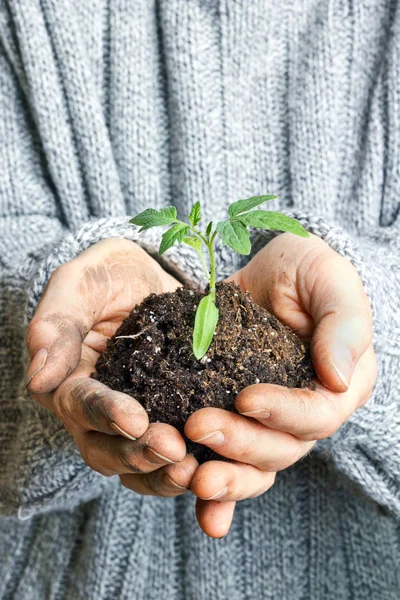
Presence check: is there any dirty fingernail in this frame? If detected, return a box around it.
[110,421,137,441]
[193,431,225,446]
[165,474,188,491]
[26,348,48,387]
[200,486,228,501]
[144,447,175,465]
[240,409,271,419]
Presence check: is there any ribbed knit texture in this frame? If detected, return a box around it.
[0,1,399,598]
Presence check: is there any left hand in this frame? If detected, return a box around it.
[185,233,377,538]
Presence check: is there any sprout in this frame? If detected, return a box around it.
[130,195,309,359]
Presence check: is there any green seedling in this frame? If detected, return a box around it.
[130,195,309,360]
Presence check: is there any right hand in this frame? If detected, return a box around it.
[26,238,198,497]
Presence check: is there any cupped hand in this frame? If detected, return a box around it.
[26,238,198,497]
[185,233,377,538]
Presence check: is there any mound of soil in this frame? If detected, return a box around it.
[93,282,314,459]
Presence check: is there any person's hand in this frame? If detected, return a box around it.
[26,238,198,497]
[185,233,377,538]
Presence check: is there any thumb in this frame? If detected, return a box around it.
[26,263,98,395]
[310,262,372,392]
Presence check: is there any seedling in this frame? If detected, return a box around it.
[130,195,309,359]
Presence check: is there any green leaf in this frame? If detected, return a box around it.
[193,294,219,360]
[183,235,202,252]
[205,221,213,237]
[188,201,201,227]
[228,195,278,218]
[130,206,177,231]
[216,220,251,255]
[159,223,189,255]
[238,211,309,238]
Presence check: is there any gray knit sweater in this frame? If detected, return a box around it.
[0,1,399,598]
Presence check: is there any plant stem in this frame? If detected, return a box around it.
[207,231,218,298]
[184,223,218,294]
[185,225,211,281]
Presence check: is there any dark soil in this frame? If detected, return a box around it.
[93,282,315,459]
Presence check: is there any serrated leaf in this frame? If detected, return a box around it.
[205,221,213,237]
[193,294,219,360]
[130,206,177,231]
[183,235,202,252]
[216,220,251,255]
[159,223,189,255]
[228,195,278,218]
[238,211,309,238]
[188,201,201,227]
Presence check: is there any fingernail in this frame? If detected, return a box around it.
[240,409,271,419]
[25,348,48,387]
[330,317,367,388]
[330,345,353,388]
[192,431,225,446]
[109,421,137,441]
[144,447,175,465]
[200,486,228,501]
[165,475,188,491]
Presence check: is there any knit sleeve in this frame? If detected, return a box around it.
[1,216,203,519]
[0,44,203,516]
[247,211,400,517]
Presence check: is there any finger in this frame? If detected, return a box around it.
[83,329,110,354]
[146,454,199,496]
[28,344,100,411]
[25,261,103,395]
[78,422,186,476]
[195,499,236,538]
[307,254,372,392]
[191,460,276,502]
[53,375,149,439]
[51,352,149,439]
[236,345,377,441]
[119,454,198,497]
[185,408,313,471]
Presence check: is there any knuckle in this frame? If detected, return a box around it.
[289,389,315,419]
[234,425,257,460]
[68,378,114,431]
[313,417,340,440]
[305,390,341,440]
[116,441,142,473]
[26,316,47,350]
[145,473,166,496]
[263,448,301,472]
[82,385,111,427]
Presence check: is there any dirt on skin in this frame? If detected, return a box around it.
[93,282,315,459]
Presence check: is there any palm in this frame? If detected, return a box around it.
[228,232,317,340]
